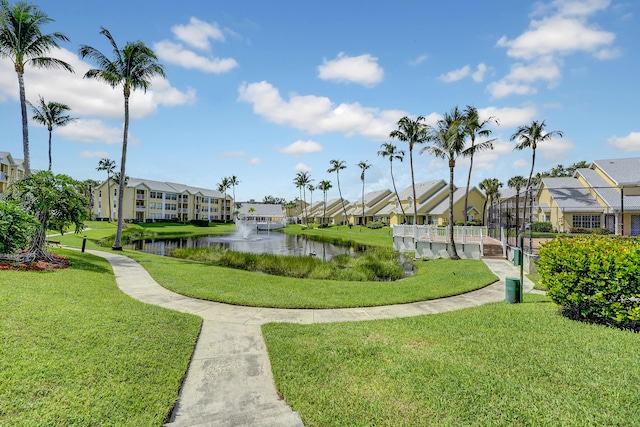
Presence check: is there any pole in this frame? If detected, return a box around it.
[81,236,87,253]
[529,187,533,253]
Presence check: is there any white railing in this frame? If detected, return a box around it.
[393,225,487,243]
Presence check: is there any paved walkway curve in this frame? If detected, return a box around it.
[86,250,536,427]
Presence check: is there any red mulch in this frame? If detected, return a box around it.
[0,253,70,271]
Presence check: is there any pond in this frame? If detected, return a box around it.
[125,230,362,261]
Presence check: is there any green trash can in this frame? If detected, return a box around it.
[513,248,522,266]
[505,277,522,303]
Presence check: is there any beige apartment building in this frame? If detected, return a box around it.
[0,151,25,194]
[93,177,232,222]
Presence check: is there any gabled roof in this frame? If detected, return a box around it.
[577,167,640,210]
[238,203,283,217]
[592,158,640,186]
[124,178,226,198]
[430,187,468,215]
[541,177,603,212]
[397,180,446,201]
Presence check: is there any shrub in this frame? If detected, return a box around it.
[537,235,640,331]
[569,227,612,235]
[0,200,39,255]
[189,219,210,227]
[531,221,553,232]
[366,220,385,229]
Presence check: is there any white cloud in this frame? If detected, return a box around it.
[238,81,408,140]
[513,159,529,168]
[294,162,312,172]
[608,131,640,152]
[281,140,323,155]
[594,47,621,60]
[221,150,246,158]
[538,137,575,160]
[487,80,537,99]
[57,119,123,144]
[78,151,109,159]
[317,53,384,86]
[472,63,488,82]
[505,57,561,83]
[154,40,238,74]
[249,157,262,165]
[438,65,470,83]
[464,138,514,171]
[478,106,538,128]
[409,54,428,66]
[171,17,225,50]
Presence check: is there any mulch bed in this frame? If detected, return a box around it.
[0,253,70,271]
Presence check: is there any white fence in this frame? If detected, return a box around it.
[392,225,488,259]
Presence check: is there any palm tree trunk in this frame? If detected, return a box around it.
[112,94,130,250]
[17,71,31,175]
[361,179,365,227]
[106,174,112,222]
[409,148,418,226]
[523,149,536,231]
[390,161,406,223]
[463,141,475,227]
[323,193,327,226]
[448,165,460,260]
[337,174,349,228]
[48,130,53,171]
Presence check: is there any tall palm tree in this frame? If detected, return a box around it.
[79,27,166,250]
[318,179,332,227]
[462,105,497,226]
[328,159,350,227]
[511,120,563,231]
[390,116,428,226]
[0,1,73,175]
[96,158,115,222]
[218,177,231,223]
[478,178,502,225]
[507,175,527,233]
[28,95,77,171]
[307,183,315,224]
[377,142,407,223]
[294,171,312,225]
[229,175,240,216]
[357,160,371,227]
[422,107,493,259]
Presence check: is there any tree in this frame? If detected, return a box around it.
[28,95,77,171]
[0,199,39,256]
[318,179,332,227]
[294,171,311,225]
[229,175,240,216]
[0,1,73,175]
[307,183,315,224]
[357,160,371,227]
[377,142,407,223]
[79,27,166,250]
[390,116,428,226]
[112,171,128,186]
[511,120,563,231]
[96,158,115,222]
[328,159,350,227]
[462,105,497,226]
[263,195,286,204]
[422,107,492,260]
[478,178,502,225]
[5,171,89,263]
[507,175,527,233]
[217,177,231,223]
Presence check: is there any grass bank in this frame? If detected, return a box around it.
[281,224,394,248]
[263,294,640,426]
[0,249,201,426]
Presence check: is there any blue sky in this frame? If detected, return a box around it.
[1,0,638,203]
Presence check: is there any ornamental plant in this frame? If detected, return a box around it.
[0,200,39,255]
[537,235,640,331]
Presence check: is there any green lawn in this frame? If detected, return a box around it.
[0,249,201,426]
[263,294,640,426]
[282,224,395,248]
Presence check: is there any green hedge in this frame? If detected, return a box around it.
[537,235,640,331]
[531,221,552,232]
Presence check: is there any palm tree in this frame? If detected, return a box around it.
[511,120,563,231]
[0,1,73,175]
[462,105,497,226]
[478,178,502,225]
[318,179,332,227]
[507,175,527,233]
[79,27,166,250]
[96,158,115,222]
[28,95,77,171]
[357,160,371,227]
[229,175,240,215]
[294,171,312,225]
[390,116,428,226]
[422,107,493,259]
[328,159,350,227]
[377,142,407,223]
[307,183,315,224]
[217,177,231,223]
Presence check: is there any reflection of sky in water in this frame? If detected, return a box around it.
[126,230,359,261]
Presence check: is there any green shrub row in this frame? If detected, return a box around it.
[569,227,613,235]
[537,235,640,331]
[531,221,553,232]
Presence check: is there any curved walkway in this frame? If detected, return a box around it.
[87,249,537,427]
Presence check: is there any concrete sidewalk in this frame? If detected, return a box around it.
[88,250,538,427]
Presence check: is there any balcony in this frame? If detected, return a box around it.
[0,171,6,182]
[136,194,146,200]
[136,206,146,212]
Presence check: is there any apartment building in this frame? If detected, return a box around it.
[0,151,25,194]
[93,177,232,222]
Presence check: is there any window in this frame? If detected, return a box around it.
[99,190,102,198]
[572,214,601,229]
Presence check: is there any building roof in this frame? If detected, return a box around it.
[578,167,640,210]
[126,177,227,198]
[237,203,283,217]
[592,158,640,186]
[397,180,445,201]
[430,187,468,215]
[541,177,603,212]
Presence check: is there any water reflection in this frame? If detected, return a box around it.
[125,231,360,261]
